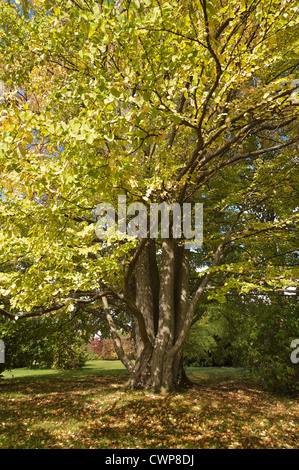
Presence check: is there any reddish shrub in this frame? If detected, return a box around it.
[87,336,135,360]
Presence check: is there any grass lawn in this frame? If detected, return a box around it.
[0,360,298,449]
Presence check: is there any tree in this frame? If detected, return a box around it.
[87,336,135,360]
[184,293,299,395]
[0,309,100,370]
[236,294,299,395]
[183,304,237,367]
[0,0,298,391]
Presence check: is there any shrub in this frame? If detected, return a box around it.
[87,336,135,360]
[245,307,299,396]
[0,309,102,371]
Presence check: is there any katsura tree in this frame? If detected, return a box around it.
[0,0,298,391]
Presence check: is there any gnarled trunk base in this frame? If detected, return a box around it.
[127,346,193,392]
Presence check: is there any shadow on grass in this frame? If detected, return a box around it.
[1,364,129,387]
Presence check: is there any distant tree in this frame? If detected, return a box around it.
[87,336,135,360]
[236,294,299,395]
[183,294,299,394]
[183,305,236,367]
[0,310,99,370]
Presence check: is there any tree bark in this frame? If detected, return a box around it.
[150,238,175,391]
[125,239,194,392]
[128,242,154,388]
[108,236,214,392]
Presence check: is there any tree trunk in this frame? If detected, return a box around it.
[125,238,194,392]
[128,241,154,389]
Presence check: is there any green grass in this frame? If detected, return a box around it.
[1,360,248,382]
[1,360,129,381]
[0,361,298,449]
